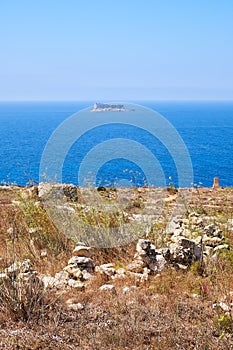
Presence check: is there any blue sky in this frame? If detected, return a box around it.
[0,0,233,101]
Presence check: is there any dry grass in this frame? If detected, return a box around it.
[0,185,233,349]
[1,273,233,349]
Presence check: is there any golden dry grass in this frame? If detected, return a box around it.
[0,185,233,349]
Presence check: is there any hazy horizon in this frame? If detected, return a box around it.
[0,1,233,101]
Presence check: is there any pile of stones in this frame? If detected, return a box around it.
[40,245,95,290]
[167,213,230,259]
[1,211,231,291]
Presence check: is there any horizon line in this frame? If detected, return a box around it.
[0,99,233,103]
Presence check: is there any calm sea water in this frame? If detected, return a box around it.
[0,101,233,187]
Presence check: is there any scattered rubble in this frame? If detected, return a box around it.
[1,212,231,293]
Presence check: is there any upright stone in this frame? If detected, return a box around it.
[213,177,220,188]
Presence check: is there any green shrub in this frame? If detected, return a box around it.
[216,314,233,334]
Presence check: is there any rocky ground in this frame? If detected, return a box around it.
[0,184,233,349]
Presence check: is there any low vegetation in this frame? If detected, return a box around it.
[0,184,233,349]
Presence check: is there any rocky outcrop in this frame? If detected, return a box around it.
[127,239,167,273]
[1,212,231,293]
[38,183,79,201]
[167,213,230,259]
[126,236,201,274]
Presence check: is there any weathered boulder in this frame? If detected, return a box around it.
[82,271,94,281]
[136,239,152,254]
[62,184,79,201]
[67,256,95,272]
[72,245,92,257]
[63,264,83,279]
[169,237,202,266]
[38,183,79,201]
[127,239,167,273]
[129,236,203,274]
[127,239,167,274]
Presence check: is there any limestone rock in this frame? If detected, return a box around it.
[155,254,167,271]
[166,219,181,233]
[189,212,200,218]
[168,237,202,266]
[5,259,31,277]
[67,302,85,311]
[63,265,83,279]
[128,239,168,274]
[122,286,130,294]
[72,245,92,257]
[136,239,151,252]
[204,224,215,235]
[219,302,230,312]
[54,271,69,288]
[95,263,116,277]
[99,284,116,293]
[67,256,95,272]
[40,275,56,289]
[68,279,85,290]
[122,286,137,294]
[82,271,94,280]
[213,244,230,252]
[203,246,213,256]
[112,268,126,280]
[38,183,78,201]
[38,182,57,198]
[127,269,149,283]
[172,228,183,239]
[155,248,171,260]
[126,259,146,273]
[17,270,37,280]
[203,236,223,247]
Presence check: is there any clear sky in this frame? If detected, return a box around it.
[0,0,233,101]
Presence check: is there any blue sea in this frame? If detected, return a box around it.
[0,101,233,188]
